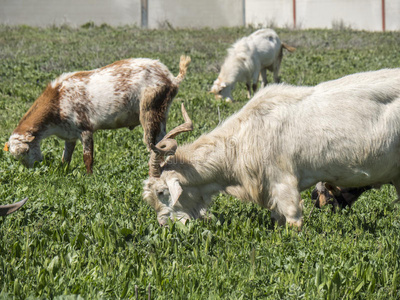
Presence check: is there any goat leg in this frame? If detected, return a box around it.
[246,83,251,99]
[252,82,258,95]
[81,131,94,174]
[62,140,76,164]
[260,69,268,87]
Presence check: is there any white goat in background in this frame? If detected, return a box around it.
[210,28,295,102]
[144,69,400,228]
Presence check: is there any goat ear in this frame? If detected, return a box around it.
[324,183,341,196]
[26,135,35,143]
[210,84,218,94]
[166,177,183,206]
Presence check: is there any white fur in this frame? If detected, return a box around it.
[145,68,400,227]
[8,133,42,167]
[211,28,284,101]
[58,59,173,132]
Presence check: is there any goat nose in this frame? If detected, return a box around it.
[158,218,168,227]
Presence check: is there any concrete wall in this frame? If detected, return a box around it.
[386,0,400,31]
[297,0,382,31]
[246,0,293,28]
[0,0,141,27]
[0,0,399,31]
[246,0,400,31]
[148,0,244,28]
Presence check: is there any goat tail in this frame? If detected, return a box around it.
[282,42,296,53]
[174,55,191,85]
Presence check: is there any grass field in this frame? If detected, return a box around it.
[1,24,400,299]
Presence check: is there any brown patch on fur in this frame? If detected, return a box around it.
[317,193,327,207]
[101,59,131,72]
[140,82,179,146]
[153,67,173,87]
[112,63,149,107]
[57,79,93,131]
[83,152,93,174]
[102,59,141,99]
[13,83,62,137]
[71,70,93,82]
[81,131,93,174]
[74,101,93,131]
[113,67,141,96]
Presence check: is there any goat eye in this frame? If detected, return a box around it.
[157,191,164,196]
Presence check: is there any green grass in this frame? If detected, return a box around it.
[1,25,400,299]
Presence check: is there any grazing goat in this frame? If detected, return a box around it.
[311,182,374,209]
[210,28,295,102]
[144,69,400,228]
[4,56,191,173]
[310,182,393,210]
[0,198,27,216]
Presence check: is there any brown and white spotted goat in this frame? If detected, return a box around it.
[311,182,378,210]
[4,56,191,173]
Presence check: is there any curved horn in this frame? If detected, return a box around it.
[162,103,193,140]
[149,140,178,177]
[148,103,193,177]
[0,197,28,216]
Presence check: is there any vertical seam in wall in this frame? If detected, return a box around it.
[243,0,246,26]
[382,0,386,31]
[141,0,148,28]
[293,0,297,29]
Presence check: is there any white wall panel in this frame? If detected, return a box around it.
[0,0,397,31]
[386,0,400,31]
[0,0,141,27]
[296,0,382,31]
[148,0,244,28]
[246,0,293,28]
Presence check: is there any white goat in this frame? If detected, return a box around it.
[210,28,295,102]
[5,56,191,173]
[144,69,400,228]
